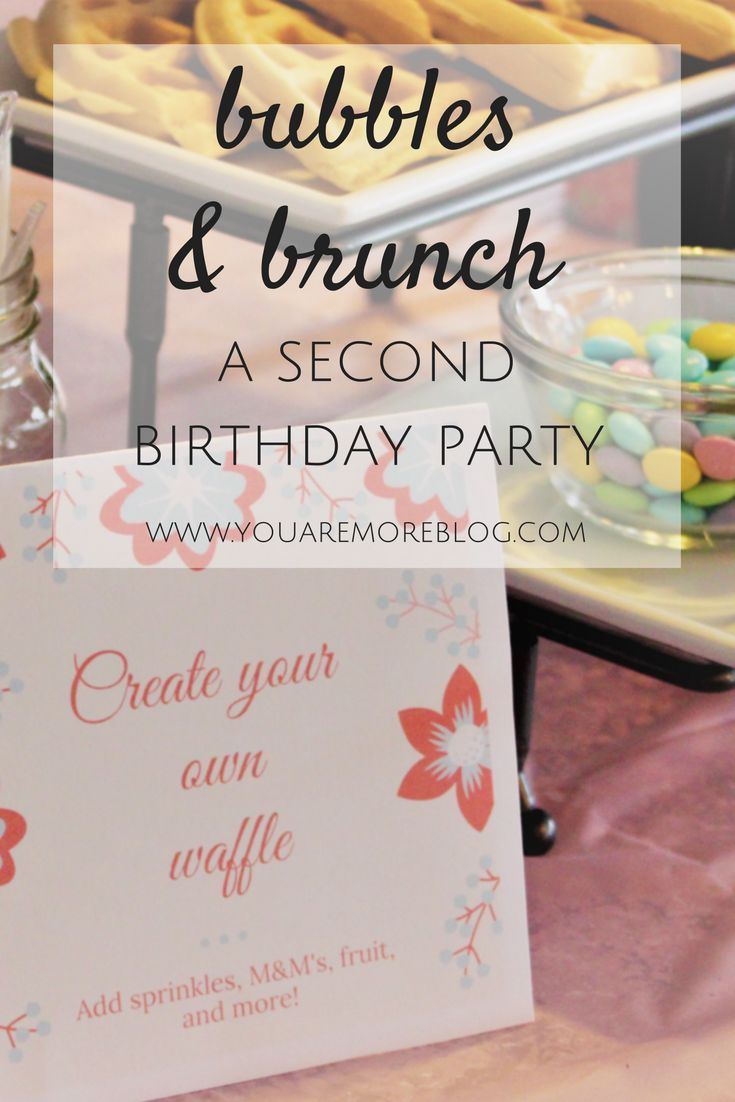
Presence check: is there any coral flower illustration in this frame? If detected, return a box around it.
[365,426,469,529]
[0,808,27,888]
[100,451,265,569]
[398,665,493,831]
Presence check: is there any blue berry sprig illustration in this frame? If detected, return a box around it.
[440,856,502,989]
[377,571,480,657]
[1,1003,51,1064]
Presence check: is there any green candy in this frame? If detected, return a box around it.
[683,480,735,508]
[645,318,676,337]
[650,498,707,526]
[595,482,649,513]
[573,400,609,445]
[608,411,655,456]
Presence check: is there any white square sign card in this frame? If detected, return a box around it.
[0,453,532,1102]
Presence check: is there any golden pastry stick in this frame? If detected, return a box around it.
[420,0,662,108]
[578,0,735,59]
[422,0,575,44]
[303,0,433,43]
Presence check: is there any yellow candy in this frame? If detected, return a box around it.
[584,317,641,346]
[629,334,647,359]
[690,323,735,362]
[642,447,702,493]
[562,439,603,485]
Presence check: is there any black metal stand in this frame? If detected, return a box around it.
[126,200,169,447]
[510,614,557,857]
[507,592,735,855]
[12,87,735,859]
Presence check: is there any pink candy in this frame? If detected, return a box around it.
[653,416,702,453]
[693,436,735,481]
[596,445,645,487]
[612,358,653,379]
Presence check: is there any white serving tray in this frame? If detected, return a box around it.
[504,475,735,668]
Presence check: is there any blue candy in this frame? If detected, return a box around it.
[547,384,577,416]
[608,411,655,456]
[645,333,687,360]
[643,481,674,498]
[702,415,735,438]
[704,370,735,388]
[652,348,708,383]
[650,498,707,526]
[581,336,635,364]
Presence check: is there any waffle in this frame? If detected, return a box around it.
[8,0,223,154]
[194,0,532,190]
[11,0,730,187]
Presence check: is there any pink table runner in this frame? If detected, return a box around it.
[169,645,735,1101]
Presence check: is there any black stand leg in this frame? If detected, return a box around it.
[126,200,170,448]
[680,123,735,249]
[637,120,735,248]
[510,616,557,856]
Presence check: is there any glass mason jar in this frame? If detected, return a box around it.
[0,246,64,465]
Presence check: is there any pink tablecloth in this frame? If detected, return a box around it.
[162,644,735,1102]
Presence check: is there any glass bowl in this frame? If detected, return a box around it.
[500,248,735,550]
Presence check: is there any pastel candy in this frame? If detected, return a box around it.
[650,497,707,527]
[561,440,602,485]
[702,415,735,438]
[573,400,609,445]
[703,370,735,388]
[595,445,644,487]
[547,384,577,416]
[608,411,654,456]
[693,436,735,481]
[701,370,729,385]
[581,335,635,363]
[690,322,735,361]
[613,357,652,379]
[680,350,709,382]
[645,318,675,337]
[642,447,702,493]
[645,333,686,360]
[594,482,648,513]
[584,317,640,345]
[652,416,701,452]
[708,500,735,528]
[652,348,708,383]
[683,479,735,508]
[568,312,735,537]
[668,318,710,342]
[643,481,674,498]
